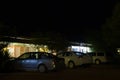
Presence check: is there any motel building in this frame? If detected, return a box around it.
[67,42,93,53]
[0,36,93,58]
[0,36,51,58]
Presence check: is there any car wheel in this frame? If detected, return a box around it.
[95,60,101,64]
[38,64,47,73]
[68,61,75,69]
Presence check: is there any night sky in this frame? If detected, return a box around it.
[0,0,118,41]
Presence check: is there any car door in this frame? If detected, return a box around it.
[23,53,39,70]
[82,53,92,64]
[74,52,83,65]
[63,52,82,66]
[14,53,31,70]
[16,52,38,70]
[97,52,107,63]
[57,52,67,65]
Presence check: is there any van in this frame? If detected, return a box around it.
[88,52,109,64]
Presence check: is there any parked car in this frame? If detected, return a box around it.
[87,52,112,64]
[8,52,65,72]
[57,51,92,69]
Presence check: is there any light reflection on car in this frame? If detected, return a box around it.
[10,52,65,72]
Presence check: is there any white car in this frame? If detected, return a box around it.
[57,51,92,68]
[88,52,110,64]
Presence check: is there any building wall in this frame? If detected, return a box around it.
[68,45,92,53]
[7,42,50,57]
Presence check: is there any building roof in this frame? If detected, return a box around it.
[0,35,54,45]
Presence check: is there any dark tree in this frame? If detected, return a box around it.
[102,2,120,52]
[0,42,10,72]
[30,32,70,51]
[0,22,18,37]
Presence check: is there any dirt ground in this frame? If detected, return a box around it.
[1,64,120,80]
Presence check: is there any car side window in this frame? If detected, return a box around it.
[65,52,72,56]
[41,54,48,59]
[75,52,82,56]
[30,53,37,59]
[59,53,65,56]
[97,53,104,56]
[90,53,96,56]
[62,53,65,56]
[82,53,87,56]
[38,53,42,59]
[18,53,31,59]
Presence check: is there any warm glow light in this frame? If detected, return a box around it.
[7,47,15,57]
[39,48,44,52]
[2,42,50,57]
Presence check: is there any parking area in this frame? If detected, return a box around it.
[1,64,120,80]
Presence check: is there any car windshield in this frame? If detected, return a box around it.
[44,53,59,59]
[73,52,84,56]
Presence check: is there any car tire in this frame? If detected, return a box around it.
[95,60,101,64]
[38,64,47,73]
[68,61,75,69]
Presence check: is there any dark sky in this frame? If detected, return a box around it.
[0,0,118,41]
